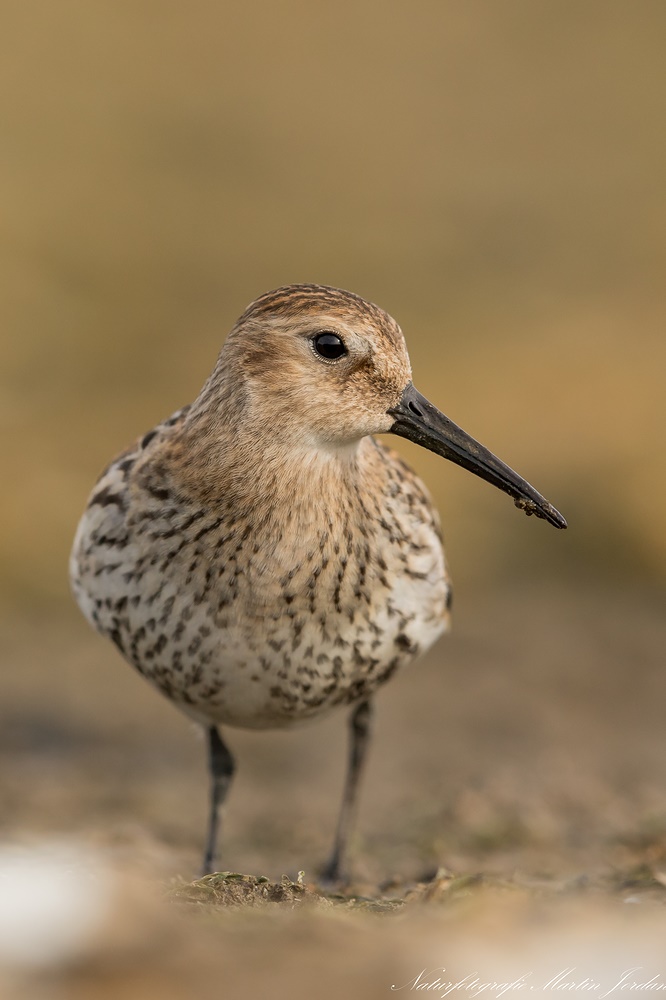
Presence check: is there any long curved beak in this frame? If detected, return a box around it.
[388,384,567,529]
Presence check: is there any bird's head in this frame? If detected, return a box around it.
[200,283,566,528]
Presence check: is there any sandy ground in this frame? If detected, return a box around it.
[2,581,666,997]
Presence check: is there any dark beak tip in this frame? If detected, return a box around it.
[390,384,568,531]
[514,497,567,529]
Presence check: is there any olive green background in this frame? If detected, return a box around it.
[2,0,665,607]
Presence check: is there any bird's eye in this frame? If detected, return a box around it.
[312,332,347,361]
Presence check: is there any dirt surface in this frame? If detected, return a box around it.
[2,583,666,997]
[4,584,666,886]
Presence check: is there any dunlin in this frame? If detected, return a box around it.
[70,284,566,880]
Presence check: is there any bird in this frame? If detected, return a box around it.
[70,283,566,882]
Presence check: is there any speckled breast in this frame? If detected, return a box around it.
[71,436,451,730]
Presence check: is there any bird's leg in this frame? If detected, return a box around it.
[201,725,236,876]
[320,698,373,885]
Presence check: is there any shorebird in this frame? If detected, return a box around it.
[70,284,566,881]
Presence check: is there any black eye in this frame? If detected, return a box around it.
[312,331,347,361]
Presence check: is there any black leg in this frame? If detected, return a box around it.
[201,725,236,876]
[320,698,373,884]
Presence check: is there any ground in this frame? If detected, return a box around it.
[2,581,666,997]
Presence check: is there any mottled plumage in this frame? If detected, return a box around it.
[71,283,565,879]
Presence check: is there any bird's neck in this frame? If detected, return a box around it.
[173,407,370,518]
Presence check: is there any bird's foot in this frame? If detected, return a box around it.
[317,857,350,892]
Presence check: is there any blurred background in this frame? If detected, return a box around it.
[1,0,666,912]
